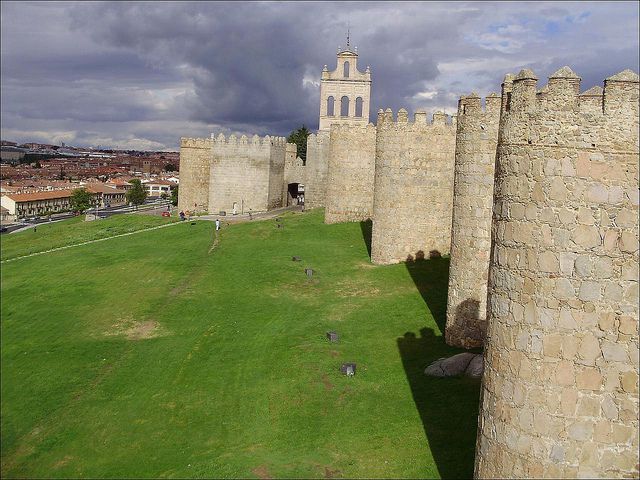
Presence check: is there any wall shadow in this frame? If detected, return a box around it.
[454,298,480,324]
[404,251,450,334]
[359,220,372,258]
[449,298,485,347]
[397,328,480,479]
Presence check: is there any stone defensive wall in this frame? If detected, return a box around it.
[208,133,287,214]
[445,93,501,349]
[178,137,213,213]
[475,67,639,479]
[304,131,330,209]
[324,123,377,224]
[370,108,456,265]
[284,143,305,186]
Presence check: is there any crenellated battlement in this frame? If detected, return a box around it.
[180,137,213,148]
[376,108,455,129]
[502,66,639,115]
[457,92,501,120]
[210,133,287,148]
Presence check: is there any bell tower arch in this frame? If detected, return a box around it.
[318,36,372,131]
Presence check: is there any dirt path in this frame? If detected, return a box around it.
[208,229,220,254]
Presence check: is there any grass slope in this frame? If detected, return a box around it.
[1,209,480,478]
[0,215,177,261]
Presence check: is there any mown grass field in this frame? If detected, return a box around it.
[1,209,480,478]
[0,214,177,261]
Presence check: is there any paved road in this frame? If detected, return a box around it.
[199,204,304,223]
[1,199,172,235]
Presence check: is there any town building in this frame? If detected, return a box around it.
[1,184,126,219]
[142,179,177,197]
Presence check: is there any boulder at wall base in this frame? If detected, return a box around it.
[465,354,484,378]
[424,352,483,378]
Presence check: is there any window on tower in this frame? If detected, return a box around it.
[341,96,350,117]
[327,96,335,116]
[343,61,350,78]
[355,97,363,117]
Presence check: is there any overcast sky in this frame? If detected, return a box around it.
[2,1,638,151]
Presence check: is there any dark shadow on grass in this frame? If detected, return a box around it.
[397,328,481,479]
[404,250,450,334]
[359,220,372,258]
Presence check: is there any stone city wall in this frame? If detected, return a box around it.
[304,131,330,209]
[208,134,287,214]
[371,108,456,265]
[267,138,286,211]
[178,137,212,213]
[283,142,306,205]
[324,123,377,224]
[284,143,305,186]
[445,92,501,349]
[475,67,639,479]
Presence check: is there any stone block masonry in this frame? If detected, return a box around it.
[178,137,212,213]
[304,131,330,209]
[209,134,287,214]
[475,67,639,479]
[324,123,376,224]
[445,92,501,349]
[371,108,456,265]
[284,143,305,185]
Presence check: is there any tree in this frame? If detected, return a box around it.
[70,188,93,213]
[286,125,311,165]
[170,185,179,206]
[126,179,148,208]
[164,163,177,172]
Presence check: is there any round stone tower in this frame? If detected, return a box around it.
[445,92,501,349]
[371,108,456,265]
[475,67,639,478]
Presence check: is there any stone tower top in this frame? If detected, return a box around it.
[318,36,372,131]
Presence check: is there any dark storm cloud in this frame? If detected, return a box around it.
[1,1,638,150]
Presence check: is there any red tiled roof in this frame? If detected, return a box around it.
[86,184,125,194]
[4,189,75,202]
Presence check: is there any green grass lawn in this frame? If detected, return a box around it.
[1,209,480,479]
[0,214,177,261]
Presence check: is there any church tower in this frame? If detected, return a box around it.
[318,35,372,131]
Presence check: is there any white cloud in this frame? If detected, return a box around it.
[413,90,438,100]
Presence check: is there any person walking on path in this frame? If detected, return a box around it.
[215,218,221,231]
